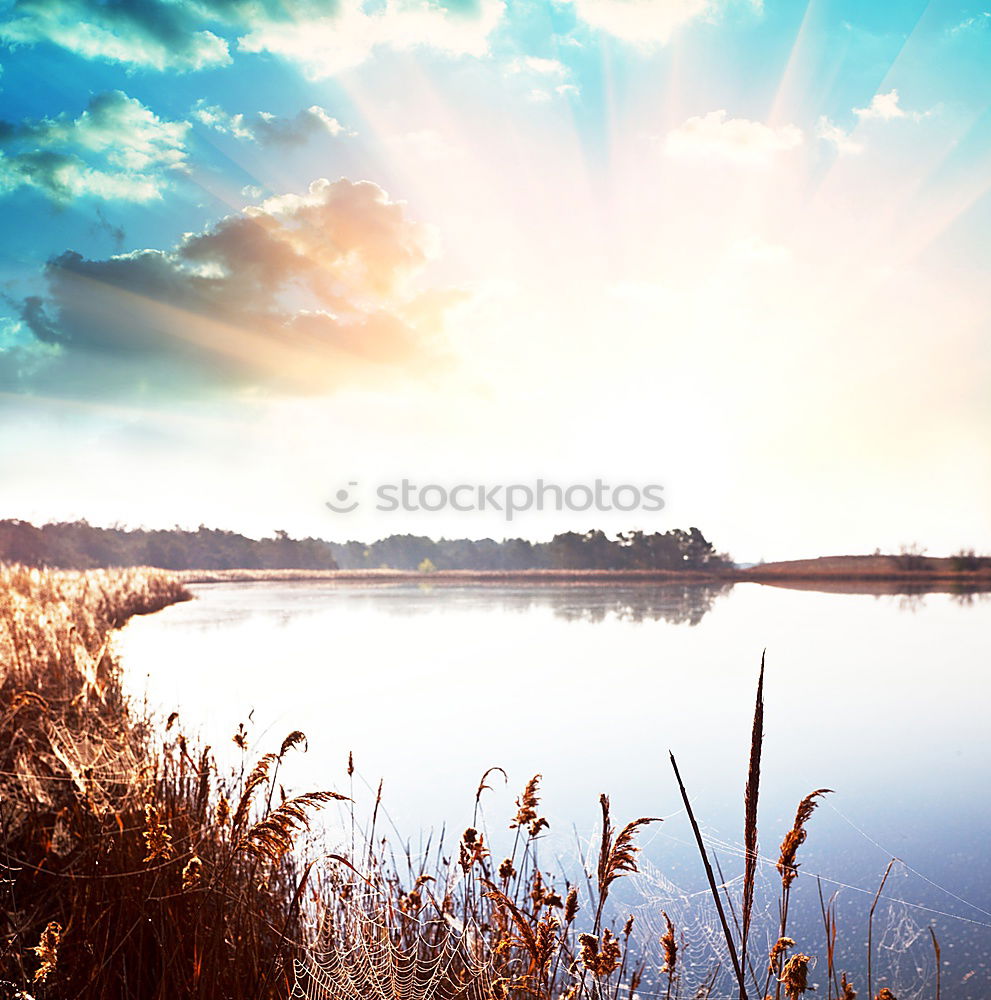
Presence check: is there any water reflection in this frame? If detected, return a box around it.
[116,580,991,999]
[409,581,736,625]
[163,579,736,626]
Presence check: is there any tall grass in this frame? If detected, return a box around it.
[0,564,945,999]
[0,565,326,998]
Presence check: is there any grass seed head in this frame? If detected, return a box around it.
[777,789,832,888]
[781,953,813,998]
[30,921,61,983]
[660,911,678,975]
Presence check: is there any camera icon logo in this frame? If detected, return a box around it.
[325,482,359,514]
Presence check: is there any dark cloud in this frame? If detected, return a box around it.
[92,208,127,247]
[17,296,60,344]
[1,178,461,398]
[192,102,352,147]
[249,106,351,146]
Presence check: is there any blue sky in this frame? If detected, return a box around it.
[1,0,989,558]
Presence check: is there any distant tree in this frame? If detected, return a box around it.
[898,543,931,573]
[950,549,982,572]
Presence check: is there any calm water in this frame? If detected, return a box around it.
[118,581,991,998]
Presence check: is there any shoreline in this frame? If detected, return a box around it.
[175,561,991,596]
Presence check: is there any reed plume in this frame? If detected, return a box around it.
[777,789,832,888]
[594,793,660,928]
[512,773,549,836]
[30,921,61,984]
[781,953,813,999]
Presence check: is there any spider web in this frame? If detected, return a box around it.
[291,903,494,1000]
[0,719,149,819]
[630,843,980,999]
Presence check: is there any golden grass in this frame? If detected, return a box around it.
[0,564,325,998]
[0,563,948,1000]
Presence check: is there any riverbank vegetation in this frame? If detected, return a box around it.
[0,564,949,998]
[0,520,729,573]
[4,520,990,585]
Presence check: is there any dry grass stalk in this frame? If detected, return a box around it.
[741,656,765,984]
[669,751,748,1000]
[868,860,897,1000]
[929,927,941,1000]
[771,787,831,999]
[817,878,839,1000]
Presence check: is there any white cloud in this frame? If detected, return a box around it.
[237,0,506,80]
[1,0,505,77]
[0,0,230,71]
[0,91,189,204]
[564,0,758,46]
[508,55,570,78]
[193,102,354,145]
[853,88,929,122]
[665,109,802,165]
[192,102,252,139]
[506,54,578,101]
[949,11,991,35]
[816,116,862,155]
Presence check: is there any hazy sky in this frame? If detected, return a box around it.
[1,0,989,560]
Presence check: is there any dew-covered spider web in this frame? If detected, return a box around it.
[562,802,991,1000]
[1,719,148,813]
[291,904,495,1000]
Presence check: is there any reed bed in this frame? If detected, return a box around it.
[0,564,944,1000]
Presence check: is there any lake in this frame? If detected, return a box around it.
[117,580,991,999]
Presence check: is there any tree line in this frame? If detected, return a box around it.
[0,520,732,572]
[0,521,339,571]
[333,528,729,571]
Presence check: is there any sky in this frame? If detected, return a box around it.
[0,0,989,561]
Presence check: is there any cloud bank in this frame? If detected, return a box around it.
[1,179,461,397]
[1,0,506,76]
